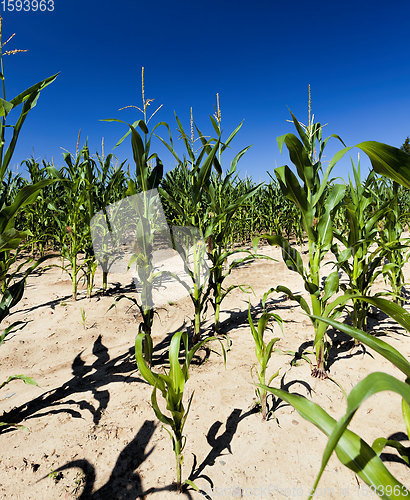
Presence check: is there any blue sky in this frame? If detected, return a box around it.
[2,0,410,183]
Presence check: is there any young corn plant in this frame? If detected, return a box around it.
[375,178,409,304]
[248,301,282,420]
[255,109,348,378]
[46,144,95,300]
[158,113,221,342]
[331,158,397,332]
[135,330,225,492]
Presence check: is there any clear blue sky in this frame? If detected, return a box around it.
[2,0,410,183]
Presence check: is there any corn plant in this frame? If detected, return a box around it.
[202,117,261,333]
[0,15,57,318]
[261,144,410,498]
[374,178,409,304]
[93,150,127,292]
[331,158,397,332]
[284,297,410,499]
[255,109,348,378]
[158,114,220,342]
[135,330,225,492]
[46,145,95,299]
[248,301,281,420]
[0,13,57,429]
[102,115,165,363]
[160,110,259,336]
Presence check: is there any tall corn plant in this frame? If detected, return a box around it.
[201,114,261,333]
[0,13,57,427]
[158,114,221,342]
[0,14,57,325]
[255,110,348,378]
[104,117,164,364]
[135,330,225,492]
[331,158,396,332]
[374,178,409,304]
[46,145,96,300]
[160,110,259,336]
[262,141,410,499]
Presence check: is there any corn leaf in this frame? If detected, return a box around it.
[310,315,410,378]
[263,385,409,499]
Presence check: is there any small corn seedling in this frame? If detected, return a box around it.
[248,301,282,420]
[135,330,225,492]
[80,307,86,330]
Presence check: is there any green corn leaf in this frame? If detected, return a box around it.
[325,183,346,212]
[0,228,30,252]
[168,332,187,394]
[221,120,244,151]
[248,301,263,353]
[0,321,26,346]
[317,212,333,249]
[276,285,311,315]
[275,165,308,213]
[353,296,410,333]
[0,374,39,391]
[322,271,339,303]
[263,338,280,369]
[262,385,409,500]
[356,141,410,189]
[282,133,313,186]
[9,73,59,108]
[372,438,409,465]
[135,333,164,390]
[310,372,410,497]
[151,386,174,427]
[0,97,13,118]
[403,397,410,439]
[289,110,310,150]
[313,146,352,207]
[310,315,410,378]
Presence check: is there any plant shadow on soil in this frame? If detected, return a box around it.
[41,419,158,499]
[40,408,263,499]
[0,335,144,431]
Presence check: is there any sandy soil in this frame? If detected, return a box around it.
[0,241,409,499]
